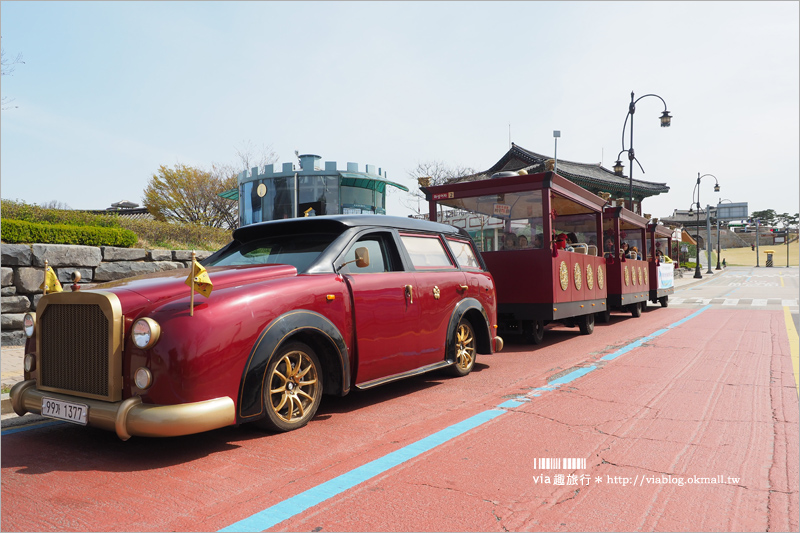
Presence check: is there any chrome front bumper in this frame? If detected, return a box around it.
[10,380,236,441]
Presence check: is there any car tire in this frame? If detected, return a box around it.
[523,319,545,345]
[257,341,323,432]
[579,312,595,335]
[596,309,611,323]
[629,302,642,317]
[448,318,476,377]
[659,296,669,307]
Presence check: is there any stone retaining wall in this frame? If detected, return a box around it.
[1,244,211,346]
[693,230,794,250]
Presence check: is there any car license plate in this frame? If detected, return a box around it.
[41,397,89,425]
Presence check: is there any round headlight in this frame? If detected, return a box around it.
[132,318,161,350]
[24,354,36,372]
[134,367,153,390]
[23,313,36,338]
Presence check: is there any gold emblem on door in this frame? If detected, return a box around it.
[433,286,440,300]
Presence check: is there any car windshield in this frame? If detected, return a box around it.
[206,234,337,273]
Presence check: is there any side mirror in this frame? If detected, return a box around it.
[337,246,371,273]
[355,247,370,268]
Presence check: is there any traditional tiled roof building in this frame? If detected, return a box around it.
[445,143,670,215]
[87,201,154,221]
[660,208,718,230]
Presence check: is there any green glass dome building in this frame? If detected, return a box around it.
[232,154,409,227]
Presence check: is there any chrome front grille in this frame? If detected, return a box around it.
[40,304,109,397]
[36,291,123,402]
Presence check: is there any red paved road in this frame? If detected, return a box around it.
[2,306,798,532]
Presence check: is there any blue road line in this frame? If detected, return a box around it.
[529,384,559,396]
[497,399,526,408]
[723,287,739,297]
[601,305,711,361]
[548,366,597,385]
[219,304,714,532]
[1,420,65,435]
[219,408,508,532]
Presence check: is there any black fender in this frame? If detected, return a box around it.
[446,298,493,358]
[237,310,350,421]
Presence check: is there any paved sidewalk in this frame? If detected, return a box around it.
[0,266,721,418]
[1,344,26,417]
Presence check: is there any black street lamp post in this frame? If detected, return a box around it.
[716,199,733,270]
[688,203,700,276]
[613,91,672,213]
[691,173,721,279]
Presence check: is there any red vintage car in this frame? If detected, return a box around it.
[11,215,503,440]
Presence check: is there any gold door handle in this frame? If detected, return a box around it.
[404,284,413,304]
[458,285,468,292]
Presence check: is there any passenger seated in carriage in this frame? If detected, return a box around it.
[503,233,518,250]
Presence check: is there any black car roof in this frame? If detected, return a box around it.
[232,215,466,242]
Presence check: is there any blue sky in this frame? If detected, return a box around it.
[1,1,798,221]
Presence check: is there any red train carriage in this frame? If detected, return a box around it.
[601,206,651,318]
[647,222,675,307]
[424,171,608,344]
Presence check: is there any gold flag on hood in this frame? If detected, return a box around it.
[185,258,213,298]
[39,265,63,294]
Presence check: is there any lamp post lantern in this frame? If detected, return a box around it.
[614,91,672,214]
[553,130,561,175]
[692,173,720,279]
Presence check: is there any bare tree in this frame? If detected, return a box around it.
[210,141,279,229]
[776,212,799,230]
[40,200,72,210]
[234,140,278,173]
[1,47,25,110]
[207,166,241,230]
[401,160,477,215]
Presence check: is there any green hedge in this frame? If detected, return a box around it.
[1,218,137,247]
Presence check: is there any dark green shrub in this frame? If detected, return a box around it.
[1,219,137,247]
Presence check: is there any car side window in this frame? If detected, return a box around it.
[446,238,482,270]
[340,233,396,274]
[400,234,456,270]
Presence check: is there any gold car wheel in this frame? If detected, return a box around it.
[449,319,476,377]
[261,342,322,432]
